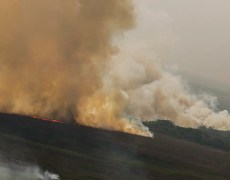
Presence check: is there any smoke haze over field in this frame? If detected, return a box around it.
[0,0,230,137]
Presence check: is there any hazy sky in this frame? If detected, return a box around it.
[130,0,230,85]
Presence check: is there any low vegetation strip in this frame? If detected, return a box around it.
[145,120,230,151]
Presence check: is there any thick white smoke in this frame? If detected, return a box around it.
[106,52,230,130]
[103,0,230,132]
[0,162,60,180]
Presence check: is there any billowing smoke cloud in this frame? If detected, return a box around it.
[0,0,152,137]
[105,53,230,131]
[1,0,230,138]
[106,0,230,133]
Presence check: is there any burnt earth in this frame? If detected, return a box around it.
[0,113,229,180]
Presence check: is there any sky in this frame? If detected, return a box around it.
[129,0,230,85]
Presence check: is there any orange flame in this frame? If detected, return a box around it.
[30,115,62,124]
[77,91,153,137]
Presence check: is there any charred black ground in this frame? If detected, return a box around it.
[0,113,230,179]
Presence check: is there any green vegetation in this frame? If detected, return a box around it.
[145,120,230,151]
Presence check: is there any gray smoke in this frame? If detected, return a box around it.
[105,0,230,132]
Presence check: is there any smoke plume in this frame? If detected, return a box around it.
[0,161,59,180]
[106,52,230,131]
[0,0,230,137]
[0,166,59,180]
[0,0,152,137]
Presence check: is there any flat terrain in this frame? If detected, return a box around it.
[0,113,229,180]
